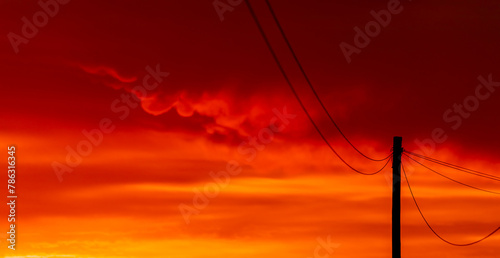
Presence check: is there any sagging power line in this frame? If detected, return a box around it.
[243,1,500,256]
[263,0,387,162]
[402,162,500,246]
[244,0,390,176]
[406,151,500,182]
[404,153,500,195]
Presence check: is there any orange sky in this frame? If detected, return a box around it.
[1,0,500,257]
[2,128,499,258]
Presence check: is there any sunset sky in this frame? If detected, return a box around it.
[1,0,500,257]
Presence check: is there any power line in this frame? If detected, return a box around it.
[404,154,500,195]
[244,0,389,175]
[264,0,387,162]
[246,0,500,248]
[405,151,500,182]
[406,151,500,180]
[402,162,500,246]
[367,154,393,175]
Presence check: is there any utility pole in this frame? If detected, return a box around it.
[392,136,403,258]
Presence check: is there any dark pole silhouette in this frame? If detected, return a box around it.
[392,137,403,258]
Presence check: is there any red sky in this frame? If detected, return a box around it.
[1,0,500,257]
